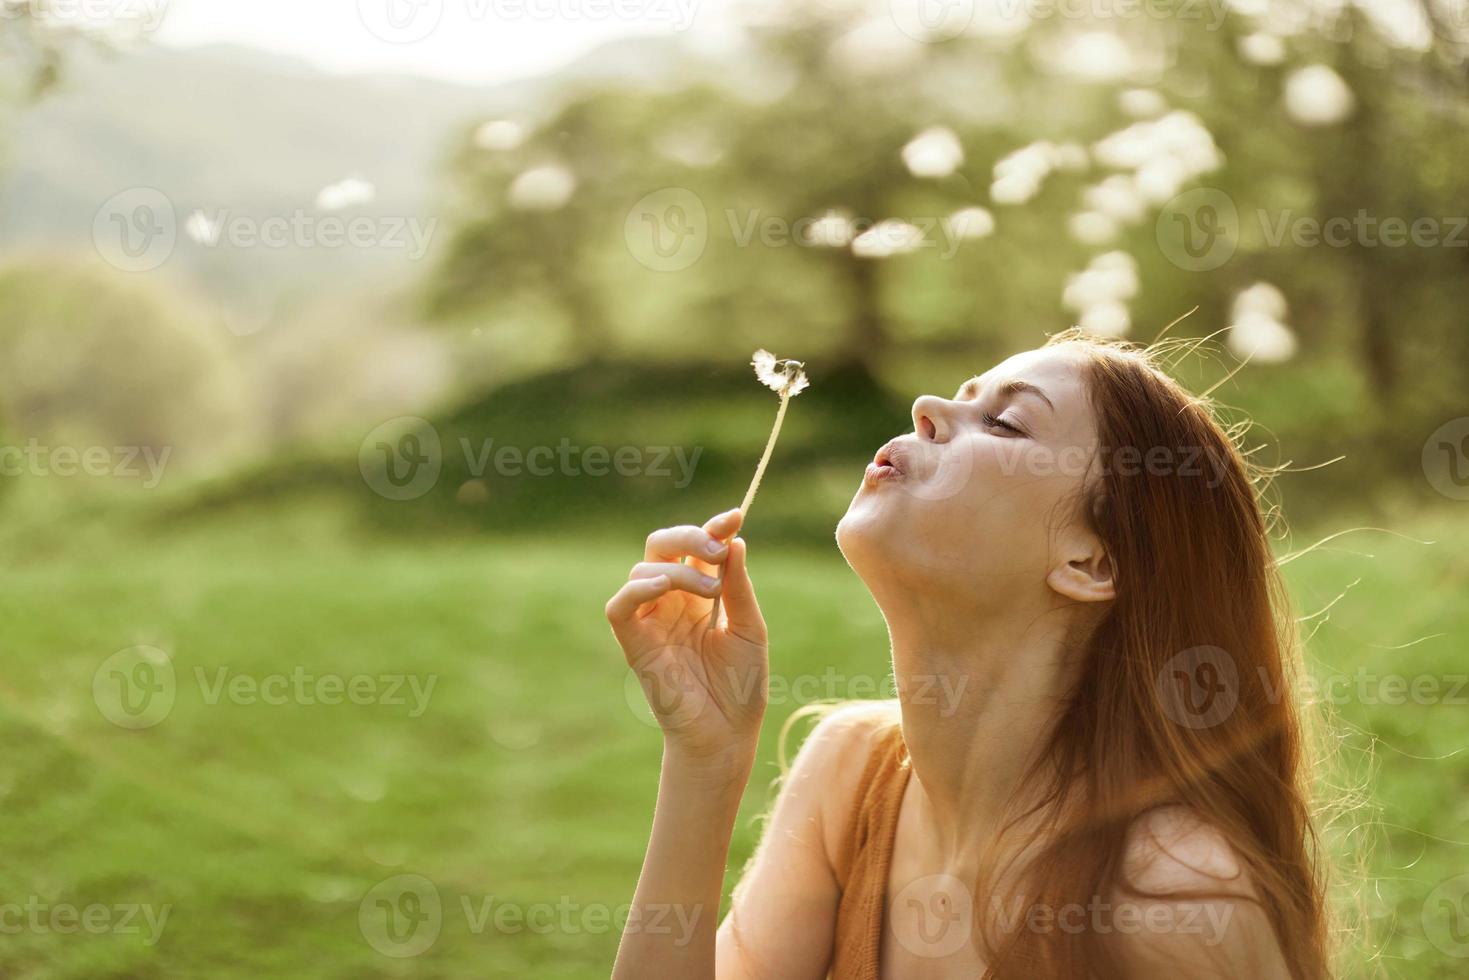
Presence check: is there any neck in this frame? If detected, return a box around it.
[884,590,1086,873]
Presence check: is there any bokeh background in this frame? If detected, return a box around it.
[2,0,1467,976]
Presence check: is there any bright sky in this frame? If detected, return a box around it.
[150,0,739,86]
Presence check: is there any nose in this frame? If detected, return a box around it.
[911,395,954,443]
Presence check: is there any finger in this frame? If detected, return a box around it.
[719,537,766,641]
[604,575,672,644]
[644,525,729,563]
[700,508,745,544]
[629,562,722,599]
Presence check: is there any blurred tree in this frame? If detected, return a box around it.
[0,3,72,101]
[428,0,1469,455]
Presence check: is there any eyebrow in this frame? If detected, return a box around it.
[957,378,1055,412]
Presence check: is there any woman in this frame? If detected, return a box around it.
[604,331,1328,979]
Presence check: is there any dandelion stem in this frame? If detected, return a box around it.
[740,385,792,516]
[708,383,794,631]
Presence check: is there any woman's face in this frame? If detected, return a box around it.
[837,346,1111,610]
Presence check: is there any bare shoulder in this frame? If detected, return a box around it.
[1112,806,1290,979]
[1122,804,1250,897]
[782,701,901,859]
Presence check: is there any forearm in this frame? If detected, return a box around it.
[612,744,754,980]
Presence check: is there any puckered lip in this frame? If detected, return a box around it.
[864,437,910,488]
[873,438,908,474]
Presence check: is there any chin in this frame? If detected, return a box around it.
[836,491,892,575]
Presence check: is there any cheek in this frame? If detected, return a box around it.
[947,440,1089,546]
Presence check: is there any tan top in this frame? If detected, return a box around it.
[829,722,911,980]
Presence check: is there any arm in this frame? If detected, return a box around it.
[605,510,878,980]
[716,703,893,980]
[606,509,767,980]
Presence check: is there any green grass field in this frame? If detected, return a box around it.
[0,500,1464,978]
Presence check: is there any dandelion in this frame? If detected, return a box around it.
[706,350,809,628]
[1284,66,1355,127]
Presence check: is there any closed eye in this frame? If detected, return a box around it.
[982,412,1026,436]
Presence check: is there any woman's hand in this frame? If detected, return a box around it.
[605,508,769,771]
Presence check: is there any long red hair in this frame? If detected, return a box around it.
[976,329,1329,978]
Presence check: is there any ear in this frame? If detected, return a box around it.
[1047,543,1116,604]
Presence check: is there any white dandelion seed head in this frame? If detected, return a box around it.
[852,219,925,258]
[1134,156,1188,205]
[1228,312,1297,362]
[829,18,925,76]
[508,164,576,211]
[948,206,995,240]
[1228,283,1295,362]
[1083,175,1147,225]
[474,120,525,152]
[184,210,219,244]
[803,210,856,248]
[1063,252,1139,318]
[1051,142,1092,173]
[1043,31,1133,82]
[1068,211,1118,246]
[1091,112,1221,179]
[990,172,1041,205]
[1233,281,1289,321]
[902,126,965,179]
[1238,32,1286,66]
[1119,88,1167,119]
[1079,299,1131,338]
[1284,65,1355,127]
[316,177,376,212]
[752,349,810,396]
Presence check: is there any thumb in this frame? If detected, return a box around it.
[719,537,765,642]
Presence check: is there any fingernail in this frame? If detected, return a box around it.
[701,574,720,590]
[705,538,727,556]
